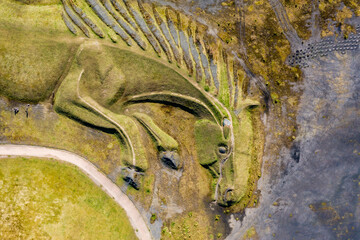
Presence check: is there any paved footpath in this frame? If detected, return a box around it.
[0,144,152,240]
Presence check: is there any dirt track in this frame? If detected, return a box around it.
[0,144,152,240]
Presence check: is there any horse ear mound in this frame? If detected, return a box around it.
[194,119,227,167]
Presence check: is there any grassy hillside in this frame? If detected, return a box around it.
[0,157,136,239]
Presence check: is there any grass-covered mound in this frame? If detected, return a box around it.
[0,0,78,102]
[0,157,137,239]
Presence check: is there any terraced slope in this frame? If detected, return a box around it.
[60,0,261,110]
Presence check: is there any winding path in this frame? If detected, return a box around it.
[0,144,152,240]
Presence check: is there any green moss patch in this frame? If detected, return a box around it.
[161,211,212,240]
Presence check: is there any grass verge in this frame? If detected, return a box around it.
[0,99,122,175]
[0,157,136,239]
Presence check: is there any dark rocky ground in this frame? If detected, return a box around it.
[151,1,360,238]
[227,47,360,239]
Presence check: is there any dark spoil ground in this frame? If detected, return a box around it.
[147,1,360,238]
[227,47,360,239]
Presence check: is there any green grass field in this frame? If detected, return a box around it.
[0,157,137,239]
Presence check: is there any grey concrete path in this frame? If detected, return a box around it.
[0,144,152,240]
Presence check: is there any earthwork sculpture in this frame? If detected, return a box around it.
[0,0,263,207]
